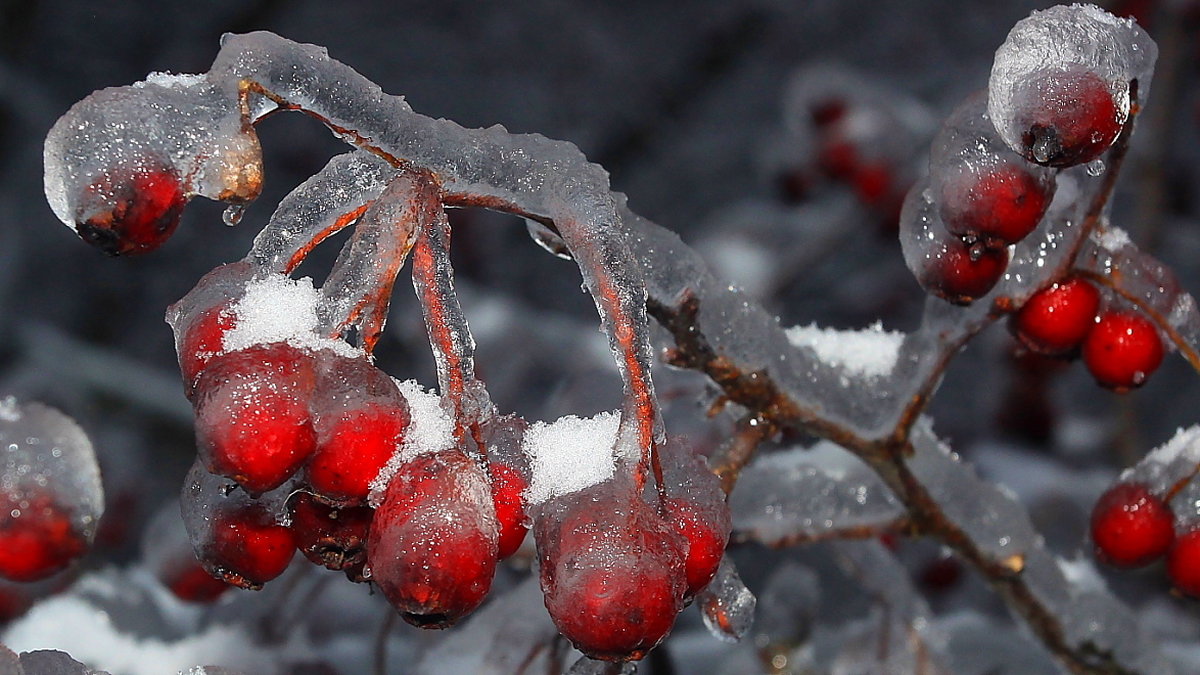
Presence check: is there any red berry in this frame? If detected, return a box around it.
[818,139,860,181]
[1013,277,1101,355]
[940,163,1053,247]
[850,161,893,206]
[0,496,87,582]
[489,462,528,559]
[194,343,319,495]
[810,98,848,128]
[178,303,237,393]
[367,450,498,628]
[1082,311,1164,390]
[661,497,726,596]
[76,160,187,256]
[538,491,686,661]
[1090,483,1174,568]
[160,557,231,603]
[922,238,1008,305]
[1169,529,1200,597]
[205,504,295,589]
[289,493,373,572]
[308,402,409,505]
[1016,68,1122,167]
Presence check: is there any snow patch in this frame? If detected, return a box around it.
[785,321,903,378]
[222,274,360,359]
[368,380,456,506]
[522,412,620,505]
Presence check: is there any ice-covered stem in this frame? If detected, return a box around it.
[218,32,662,486]
[407,172,494,451]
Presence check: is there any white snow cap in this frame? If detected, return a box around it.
[1143,426,1200,467]
[367,379,457,506]
[522,412,621,505]
[222,274,360,358]
[785,321,903,378]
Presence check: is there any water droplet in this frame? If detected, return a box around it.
[222,204,246,227]
[1086,159,1105,177]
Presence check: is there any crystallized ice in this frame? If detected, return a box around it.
[696,558,756,644]
[988,4,1157,166]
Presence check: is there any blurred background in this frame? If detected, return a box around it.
[2,0,1200,672]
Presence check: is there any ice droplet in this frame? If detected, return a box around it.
[697,558,756,643]
[222,204,246,226]
[1086,159,1106,176]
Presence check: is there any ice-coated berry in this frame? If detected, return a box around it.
[1168,529,1200,597]
[367,450,498,628]
[308,401,409,505]
[1014,68,1123,168]
[538,489,687,661]
[194,343,319,494]
[661,497,727,595]
[0,496,87,582]
[1082,311,1164,391]
[489,461,528,559]
[76,160,188,256]
[1090,482,1174,568]
[204,504,295,589]
[160,557,231,603]
[1012,277,1101,355]
[940,162,1053,247]
[921,238,1008,305]
[178,302,237,393]
[289,493,373,572]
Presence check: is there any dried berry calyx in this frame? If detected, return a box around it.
[1014,68,1124,168]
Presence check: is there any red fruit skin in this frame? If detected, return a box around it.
[661,497,727,596]
[178,303,237,394]
[194,344,319,495]
[0,497,87,583]
[160,557,231,603]
[289,493,373,571]
[1090,483,1174,568]
[538,493,686,661]
[1169,529,1200,597]
[1013,277,1101,355]
[940,163,1052,247]
[1082,311,1165,391]
[308,402,409,505]
[367,450,498,628]
[490,462,529,560]
[1016,68,1122,167]
[922,239,1008,305]
[205,505,295,590]
[76,163,188,256]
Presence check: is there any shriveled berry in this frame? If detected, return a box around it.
[194,343,319,495]
[289,493,373,572]
[1082,311,1164,391]
[940,163,1053,247]
[1169,529,1200,597]
[367,450,497,628]
[1015,68,1123,167]
[1013,277,1101,355]
[661,497,727,596]
[489,462,528,559]
[76,160,187,256]
[921,238,1008,305]
[1091,482,1174,568]
[308,402,409,505]
[0,496,87,582]
[205,504,295,589]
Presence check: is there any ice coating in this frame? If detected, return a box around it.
[367,379,456,507]
[1117,426,1200,498]
[208,31,662,481]
[0,398,104,542]
[696,558,756,644]
[44,74,261,230]
[988,4,1157,162]
[248,150,396,273]
[522,412,621,505]
[784,321,903,379]
[730,442,903,545]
